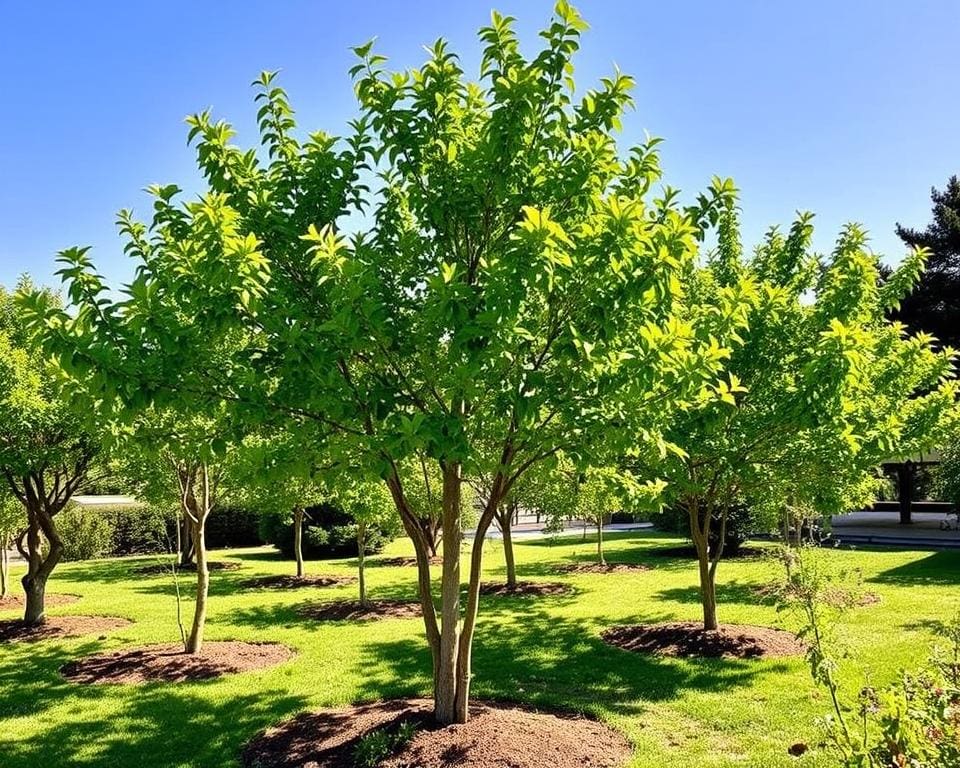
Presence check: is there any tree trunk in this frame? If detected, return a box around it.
[434,462,463,725]
[698,551,719,631]
[179,515,195,566]
[22,501,65,626]
[357,521,367,607]
[687,496,720,632]
[0,540,8,599]
[500,504,517,588]
[185,518,208,654]
[293,507,305,578]
[596,515,605,565]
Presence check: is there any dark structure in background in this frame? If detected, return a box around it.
[880,453,942,524]
[893,175,960,350]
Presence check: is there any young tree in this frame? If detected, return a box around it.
[643,205,957,632]
[573,466,652,566]
[0,491,22,599]
[0,281,100,625]
[893,175,960,349]
[336,477,399,606]
[24,5,747,723]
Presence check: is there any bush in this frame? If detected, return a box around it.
[58,505,114,561]
[204,506,263,549]
[260,502,395,559]
[649,502,759,555]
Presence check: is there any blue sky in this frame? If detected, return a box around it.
[1,1,958,289]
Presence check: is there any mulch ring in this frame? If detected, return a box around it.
[133,561,242,576]
[60,641,295,684]
[297,599,422,622]
[602,622,804,660]
[0,593,80,609]
[239,574,355,591]
[0,615,132,643]
[373,556,443,568]
[479,581,573,597]
[751,583,881,607]
[555,562,651,575]
[242,697,632,768]
[649,545,767,560]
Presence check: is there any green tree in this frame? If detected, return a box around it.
[894,175,960,350]
[0,490,22,599]
[573,466,655,565]
[0,280,100,625]
[335,477,399,606]
[23,4,746,722]
[644,206,957,631]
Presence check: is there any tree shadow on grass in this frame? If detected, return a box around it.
[0,680,307,768]
[654,581,774,608]
[351,605,786,719]
[867,550,960,586]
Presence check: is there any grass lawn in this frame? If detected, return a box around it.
[0,530,957,767]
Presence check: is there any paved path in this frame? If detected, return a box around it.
[831,510,960,548]
[468,519,652,541]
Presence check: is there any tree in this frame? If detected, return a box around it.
[0,491,22,599]
[0,280,100,625]
[643,205,957,632]
[23,4,747,723]
[894,175,960,349]
[335,477,399,606]
[573,466,652,565]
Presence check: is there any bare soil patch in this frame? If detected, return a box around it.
[297,599,421,622]
[374,556,443,568]
[555,562,651,574]
[60,641,295,684]
[479,581,572,597]
[133,560,242,576]
[650,545,766,560]
[0,615,132,643]
[0,593,79,609]
[242,698,632,768]
[602,621,804,659]
[239,574,355,591]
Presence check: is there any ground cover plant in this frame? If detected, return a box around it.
[0,531,957,767]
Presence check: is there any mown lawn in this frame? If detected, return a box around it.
[0,531,956,767]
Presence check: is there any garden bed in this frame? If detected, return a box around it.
[60,641,295,683]
[133,561,242,576]
[242,698,632,768]
[297,600,421,622]
[0,593,80,609]
[555,562,651,574]
[238,574,355,590]
[479,581,572,597]
[602,622,803,659]
[373,556,443,568]
[0,615,132,643]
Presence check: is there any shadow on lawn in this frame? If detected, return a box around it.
[351,605,782,718]
[868,550,960,586]
[655,581,773,608]
[0,679,307,768]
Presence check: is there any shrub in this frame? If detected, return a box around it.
[204,506,262,549]
[58,505,114,561]
[260,502,395,560]
[58,504,175,561]
[650,502,761,555]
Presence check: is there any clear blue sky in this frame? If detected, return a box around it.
[2,1,958,289]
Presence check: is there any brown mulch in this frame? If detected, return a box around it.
[650,545,766,559]
[0,615,132,643]
[242,698,632,768]
[297,600,422,622]
[60,641,295,684]
[602,621,804,659]
[751,583,881,607]
[375,556,443,568]
[133,561,242,575]
[0,593,80,609]
[239,574,355,591]
[555,562,651,574]
[479,581,573,597]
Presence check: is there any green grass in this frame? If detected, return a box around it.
[0,531,957,767]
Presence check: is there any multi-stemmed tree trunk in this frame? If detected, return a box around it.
[176,462,214,654]
[494,500,518,588]
[686,494,726,632]
[6,466,89,625]
[387,459,511,725]
[293,506,305,578]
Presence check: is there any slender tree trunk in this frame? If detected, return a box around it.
[435,463,463,725]
[698,552,719,631]
[178,515,195,566]
[499,503,517,588]
[357,520,367,607]
[185,518,208,653]
[0,539,8,599]
[293,507,305,578]
[597,515,605,565]
[688,496,719,631]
